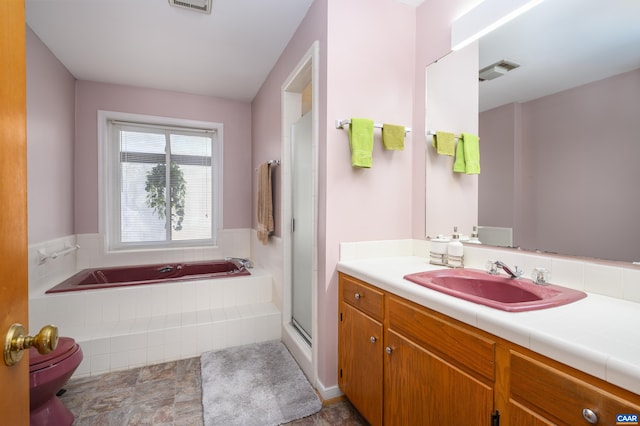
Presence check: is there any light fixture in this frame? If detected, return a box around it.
[479,60,520,81]
[168,0,212,14]
[451,0,544,51]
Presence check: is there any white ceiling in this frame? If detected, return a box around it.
[30,0,637,110]
[479,0,640,111]
[25,0,315,101]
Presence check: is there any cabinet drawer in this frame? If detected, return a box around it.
[339,273,384,321]
[510,350,640,425]
[387,295,495,382]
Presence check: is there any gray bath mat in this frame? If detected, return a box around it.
[200,340,322,426]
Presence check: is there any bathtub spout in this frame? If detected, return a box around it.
[157,266,174,273]
[225,257,253,270]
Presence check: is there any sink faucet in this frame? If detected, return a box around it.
[489,260,523,279]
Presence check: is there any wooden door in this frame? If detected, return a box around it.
[0,0,30,423]
[338,302,383,426]
[384,330,494,426]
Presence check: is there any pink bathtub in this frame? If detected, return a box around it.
[46,259,251,293]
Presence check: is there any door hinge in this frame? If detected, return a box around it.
[339,312,343,322]
[491,410,500,426]
[339,368,343,378]
[291,217,295,233]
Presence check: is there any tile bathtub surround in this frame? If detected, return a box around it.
[28,235,79,295]
[30,268,281,378]
[29,229,253,297]
[61,357,367,426]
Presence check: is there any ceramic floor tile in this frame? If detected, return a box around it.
[62,356,366,425]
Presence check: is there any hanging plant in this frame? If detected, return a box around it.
[145,161,186,231]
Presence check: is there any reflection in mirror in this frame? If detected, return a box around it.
[477,0,640,263]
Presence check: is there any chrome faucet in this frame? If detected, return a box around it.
[225,257,253,270]
[489,260,523,279]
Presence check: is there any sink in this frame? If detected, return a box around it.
[403,269,587,312]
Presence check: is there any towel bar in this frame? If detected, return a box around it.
[37,244,80,264]
[426,130,461,139]
[335,119,411,134]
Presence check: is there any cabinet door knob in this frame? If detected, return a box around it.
[385,346,392,354]
[370,336,377,343]
[582,408,598,424]
[354,292,361,299]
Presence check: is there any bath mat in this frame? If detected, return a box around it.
[200,340,322,426]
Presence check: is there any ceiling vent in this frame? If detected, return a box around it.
[169,0,212,14]
[479,60,520,81]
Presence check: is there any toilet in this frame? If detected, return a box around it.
[29,337,83,426]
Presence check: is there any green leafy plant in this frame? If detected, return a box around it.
[145,162,186,231]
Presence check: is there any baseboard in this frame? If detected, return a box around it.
[315,378,343,401]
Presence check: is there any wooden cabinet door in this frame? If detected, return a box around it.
[338,301,383,426]
[384,329,494,426]
[507,350,640,425]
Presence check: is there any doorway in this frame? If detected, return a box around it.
[281,42,318,384]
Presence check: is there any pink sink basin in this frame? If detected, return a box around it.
[403,269,587,312]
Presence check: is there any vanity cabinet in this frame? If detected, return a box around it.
[338,272,640,425]
[338,273,496,425]
[505,350,640,425]
[384,295,496,425]
[338,274,384,426]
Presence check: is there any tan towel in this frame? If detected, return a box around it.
[433,131,455,156]
[257,162,274,244]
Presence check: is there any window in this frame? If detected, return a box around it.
[102,113,221,250]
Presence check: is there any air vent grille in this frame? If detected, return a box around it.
[169,0,212,14]
[479,60,520,81]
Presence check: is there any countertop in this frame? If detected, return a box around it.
[337,256,640,395]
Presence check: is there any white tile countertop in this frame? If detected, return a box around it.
[337,256,640,396]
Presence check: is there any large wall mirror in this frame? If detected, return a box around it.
[477,0,640,263]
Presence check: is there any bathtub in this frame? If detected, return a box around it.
[45,259,250,293]
[30,261,280,378]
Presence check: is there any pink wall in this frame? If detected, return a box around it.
[323,0,416,388]
[424,44,479,238]
[251,0,328,238]
[479,68,640,261]
[478,102,518,229]
[74,81,252,233]
[26,27,76,244]
[412,0,480,239]
[252,0,416,390]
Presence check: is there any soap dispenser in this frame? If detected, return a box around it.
[447,226,464,268]
[467,226,482,244]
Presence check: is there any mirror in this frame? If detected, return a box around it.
[477,0,640,263]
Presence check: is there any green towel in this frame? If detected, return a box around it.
[349,118,374,168]
[382,124,405,150]
[462,132,480,174]
[433,131,455,156]
[453,137,466,173]
[453,133,481,174]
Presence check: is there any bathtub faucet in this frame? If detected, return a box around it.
[157,266,174,273]
[225,257,253,270]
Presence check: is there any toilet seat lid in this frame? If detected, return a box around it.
[29,337,77,372]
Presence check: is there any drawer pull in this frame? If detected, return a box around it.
[370,336,377,343]
[354,292,361,299]
[385,346,393,354]
[582,408,598,424]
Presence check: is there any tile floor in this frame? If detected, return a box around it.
[60,357,368,425]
